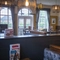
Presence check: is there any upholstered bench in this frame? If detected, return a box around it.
[44,45,60,60]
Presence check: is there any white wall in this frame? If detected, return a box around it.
[37,0,60,5]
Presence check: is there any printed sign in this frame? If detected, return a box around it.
[9,44,20,60]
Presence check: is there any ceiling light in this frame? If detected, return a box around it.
[25,0,29,6]
[38,3,43,9]
[52,0,60,12]
[5,1,7,5]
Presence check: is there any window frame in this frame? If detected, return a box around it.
[0,7,13,29]
[38,10,49,31]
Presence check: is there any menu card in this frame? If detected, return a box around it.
[9,44,20,60]
[4,29,13,37]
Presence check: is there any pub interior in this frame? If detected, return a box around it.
[0,0,60,60]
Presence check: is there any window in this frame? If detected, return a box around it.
[38,10,49,31]
[18,8,32,16]
[18,8,33,29]
[0,7,13,29]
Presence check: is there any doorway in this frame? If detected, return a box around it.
[18,8,33,35]
[18,16,33,35]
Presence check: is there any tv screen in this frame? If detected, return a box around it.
[0,24,8,33]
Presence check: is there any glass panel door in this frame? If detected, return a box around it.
[18,16,33,35]
[18,18,24,35]
[26,19,31,28]
[18,18,24,29]
[18,16,32,29]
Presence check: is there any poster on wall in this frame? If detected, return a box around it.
[9,43,20,60]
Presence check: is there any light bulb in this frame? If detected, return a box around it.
[25,0,29,6]
[55,6,58,10]
[5,1,7,5]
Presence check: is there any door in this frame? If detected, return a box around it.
[18,16,33,29]
[18,16,33,35]
[18,18,24,28]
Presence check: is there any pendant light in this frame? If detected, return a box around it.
[52,0,60,13]
[5,1,7,5]
[38,3,43,9]
[37,0,43,9]
[25,0,29,6]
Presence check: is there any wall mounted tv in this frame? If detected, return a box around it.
[0,24,8,33]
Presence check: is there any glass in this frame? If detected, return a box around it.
[1,15,8,24]
[26,19,31,28]
[38,10,48,31]
[18,19,24,28]
[0,7,13,29]
[18,8,32,16]
[8,16,13,29]
[18,10,21,16]
[8,9,12,15]
[1,7,8,15]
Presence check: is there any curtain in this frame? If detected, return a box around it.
[44,8,51,31]
[43,8,50,31]
[10,5,15,35]
[36,8,40,29]
[47,9,51,31]
[37,8,50,31]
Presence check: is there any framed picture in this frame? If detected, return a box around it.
[52,18,56,24]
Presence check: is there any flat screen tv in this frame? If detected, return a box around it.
[0,24,8,33]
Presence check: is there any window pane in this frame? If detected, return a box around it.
[18,10,21,16]
[22,8,28,16]
[18,8,32,16]
[0,7,13,29]
[29,9,31,14]
[1,16,8,24]
[26,19,31,28]
[40,10,46,16]
[8,9,11,15]
[1,8,8,15]
[38,10,49,31]
[18,19,24,28]
[8,16,13,29]
[22,8,28,14]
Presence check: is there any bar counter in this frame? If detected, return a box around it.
[0,33,60,39]
[0,33,60,60]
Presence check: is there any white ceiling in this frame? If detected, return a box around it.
[37,0,60,5]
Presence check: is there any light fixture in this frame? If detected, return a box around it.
[5,1,7,5]
[25,0,29,6]
[52,0,60,12]
[37,0,43,9]
[38,3,43,9]
[18,0,36,14]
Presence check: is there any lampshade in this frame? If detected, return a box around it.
[52,0,60,13]
[52,5,60,12]
[37,3,43,9]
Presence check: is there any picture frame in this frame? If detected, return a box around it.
[52,18,56,24]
